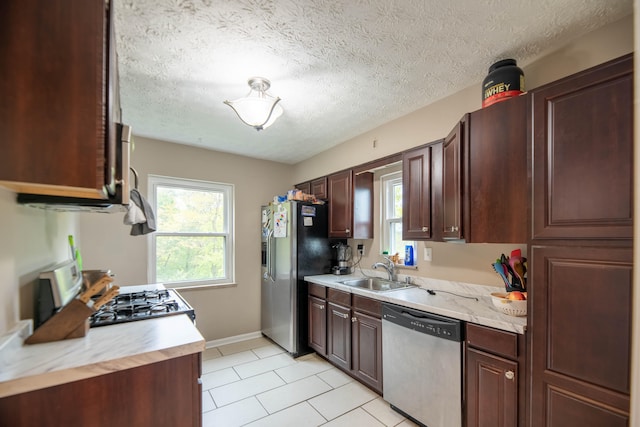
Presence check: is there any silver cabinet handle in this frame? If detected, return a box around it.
[319,305,325,310]
[335,312,348,319]
[351,317,357,323]
[505,370,515,380]
[446,226,459,232]
[345,228,351,234]
[422,226,429,232]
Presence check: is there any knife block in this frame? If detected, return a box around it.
[25,300,94,345]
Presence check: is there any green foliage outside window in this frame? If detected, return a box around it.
[155,186,227,283]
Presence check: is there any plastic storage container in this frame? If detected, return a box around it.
[482,59,524,108]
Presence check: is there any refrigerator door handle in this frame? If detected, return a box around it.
[266,228,275,282]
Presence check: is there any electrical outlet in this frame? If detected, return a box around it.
[424,247,432,262]
[357,244,364,255]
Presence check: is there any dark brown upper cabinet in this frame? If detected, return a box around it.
[442,115,468,240]
[402,141,443,240]
[295,181,311,195]
[328,170,353,238]
[467,94,528,243]
[441,94,529,243]
[311,177,328,200]
[328,170,373,239]
[0,0,119,199]
[295,177,328,200]
[531,53,633,240]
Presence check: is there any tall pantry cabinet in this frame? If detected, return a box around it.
[528,54,633,427]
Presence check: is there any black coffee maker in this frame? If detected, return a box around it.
[331,242,352,275]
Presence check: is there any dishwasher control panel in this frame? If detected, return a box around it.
[382,303,463,342]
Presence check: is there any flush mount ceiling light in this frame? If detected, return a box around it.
[224,77,283,131]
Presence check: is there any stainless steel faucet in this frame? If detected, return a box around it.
[372,256,396,281]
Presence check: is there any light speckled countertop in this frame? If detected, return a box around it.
[0,285,205,398]
[305,273,527,335]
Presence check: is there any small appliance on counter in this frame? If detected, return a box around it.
[35,260,84,328]
[332,242,352,275]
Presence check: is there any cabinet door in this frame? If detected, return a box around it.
[295,181,311,194]
[311,177,327,199]
[308,296,327,355]
[403,145,432,240]
[467,95,528,243]
[531,54,632,240]
[353,171,374,239]
[328,170,353,238]
[0,0,114,199]
[529,245,631,426]
[352,311,382,393]
[0,354,202,427]
[327,302,351,371]
[442,116,467,239]
[466,348,518,427]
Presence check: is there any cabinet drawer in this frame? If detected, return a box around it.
[327,288,351,306]
[309,283,327,298]
[352,294,381,318]
[466,323,518,359]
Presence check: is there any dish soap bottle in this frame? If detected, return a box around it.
[404,244,414,266]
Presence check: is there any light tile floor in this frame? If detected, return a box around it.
[201,337,419,427]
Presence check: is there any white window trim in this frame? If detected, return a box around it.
[380,171,403,255]
[147,174,234,288]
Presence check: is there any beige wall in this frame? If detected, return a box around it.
[0,187,77,336]
[293,14,634,184]
[77,137,292,341]
[293,14,634,288]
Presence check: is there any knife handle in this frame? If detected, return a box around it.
[92,286,120,310]
[78,275,113,303]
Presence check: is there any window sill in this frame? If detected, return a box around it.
[393,264,418,270]
[167,282,237,291]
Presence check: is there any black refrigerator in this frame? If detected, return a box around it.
[260,201,336,356]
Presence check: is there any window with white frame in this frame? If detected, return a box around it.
[148,175,234,287]
[381,171,414,260]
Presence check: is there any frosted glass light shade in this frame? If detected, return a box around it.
[224,77,283,131]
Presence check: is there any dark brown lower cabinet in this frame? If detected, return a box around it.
[529,245,631,427]
[327,301,352,371]
[308,295,327,355]
[0,353,202,427]
[351,310,382,392]
[466,323,525,427]
[308,284,383,394]
[466,348,518,427]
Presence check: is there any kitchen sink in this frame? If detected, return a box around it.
[339,277,416,292]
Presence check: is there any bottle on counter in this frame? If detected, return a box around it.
[404,244,414,266]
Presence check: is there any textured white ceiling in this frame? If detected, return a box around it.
[115,0,632,164]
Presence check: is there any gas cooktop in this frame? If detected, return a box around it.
[89,288,195,327]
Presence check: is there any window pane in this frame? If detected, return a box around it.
[156,187,225,233]
[390,222,404,257]
[156,235,225,282]
[393,182,403,218]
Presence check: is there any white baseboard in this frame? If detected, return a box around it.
[205,331,263,349]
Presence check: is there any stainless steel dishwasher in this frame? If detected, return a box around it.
[382,303,463,427]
